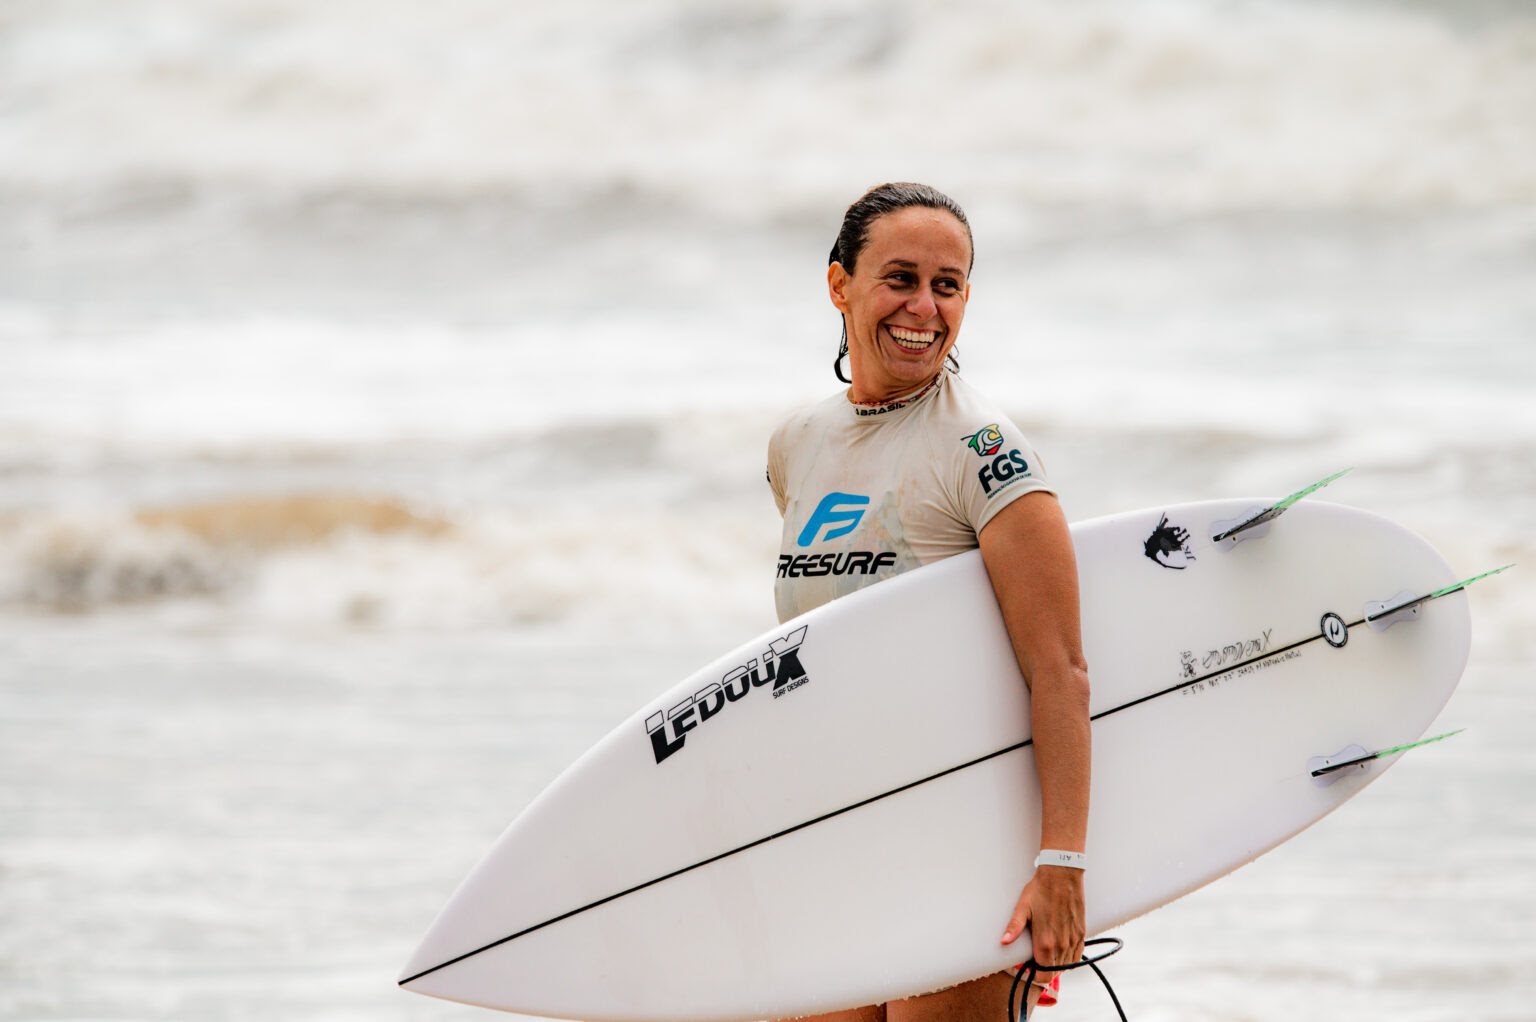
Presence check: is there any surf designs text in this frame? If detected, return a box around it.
[644,627,810,765]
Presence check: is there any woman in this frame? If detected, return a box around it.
[766,183,1091,1021]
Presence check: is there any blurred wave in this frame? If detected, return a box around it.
[1,415,1528,643]
[0,489,780,632]
[4,0,1534,212]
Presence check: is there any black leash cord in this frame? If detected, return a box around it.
[1007,937,1127,1022]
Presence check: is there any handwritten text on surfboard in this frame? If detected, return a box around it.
[644,627,810,765]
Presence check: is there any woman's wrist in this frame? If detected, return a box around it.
[1035,849,1087,870]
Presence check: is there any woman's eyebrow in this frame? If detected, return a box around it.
[879,259,966,276]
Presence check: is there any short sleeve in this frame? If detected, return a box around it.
[948,415,1054,536]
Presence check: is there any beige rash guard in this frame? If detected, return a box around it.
[767,371,1054,623]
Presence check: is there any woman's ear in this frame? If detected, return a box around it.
[827,262,850,314]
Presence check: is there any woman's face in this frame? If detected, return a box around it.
[829,206,972,404]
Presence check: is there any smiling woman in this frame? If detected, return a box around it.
[827,183,975,398]
[764,183,1092,1021]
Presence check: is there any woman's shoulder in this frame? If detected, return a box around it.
[932,371,1009,415]
[918,372,1022,437]
[769,390,849,449]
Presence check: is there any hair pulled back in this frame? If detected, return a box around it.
[829,182,972,384]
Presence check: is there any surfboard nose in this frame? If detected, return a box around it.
[397,930,449,989]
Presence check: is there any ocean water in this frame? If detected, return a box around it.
[2,0,1533,1019]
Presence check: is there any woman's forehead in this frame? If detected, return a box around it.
[864,207,972,268]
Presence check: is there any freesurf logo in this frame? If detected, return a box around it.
[797,492,869,546]
[963,423,1006,456]
[644,627,810,765]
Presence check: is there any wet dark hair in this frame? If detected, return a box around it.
[830,182,972,383]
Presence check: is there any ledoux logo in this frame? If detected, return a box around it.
[643,627,810,764]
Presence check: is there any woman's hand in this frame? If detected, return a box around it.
[1000,864,1086,967]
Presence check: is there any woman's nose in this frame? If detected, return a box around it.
[906,287,937,318]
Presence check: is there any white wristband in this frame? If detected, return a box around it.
[1036,849,1087,870]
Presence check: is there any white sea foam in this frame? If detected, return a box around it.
[1,404,1527,642]
[4,0,1534,210]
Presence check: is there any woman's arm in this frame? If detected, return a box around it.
[977,490,1091,972]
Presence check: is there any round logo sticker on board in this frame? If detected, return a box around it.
[1321,612,1349,648]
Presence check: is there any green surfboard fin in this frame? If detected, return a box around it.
[1365,563,1515,626]
[1311,728,1465,778]
[1210,468,1352,545]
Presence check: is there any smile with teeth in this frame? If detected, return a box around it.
[887,325,939,351]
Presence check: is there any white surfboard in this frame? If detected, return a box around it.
[400,498,1471,1021]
